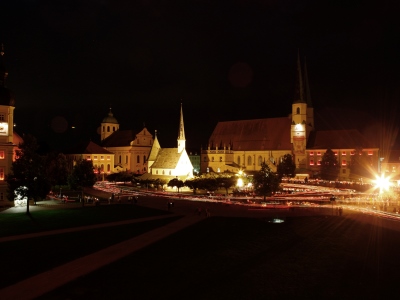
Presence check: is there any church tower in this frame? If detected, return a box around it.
[291,51,314,168]
[177,103,186,153]
[101,107,119,141]
[0,43,16,206]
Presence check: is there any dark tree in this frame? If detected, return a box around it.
[349,148,372,180]
[277,154,296,178]
[216,176,236,195]
[320,148,340,181]
[68,159,96,206]
[6,134,51,214]
[45,152,69,188]
[184,177,202,194]
[167,178,184,192]
[252,162,280,201]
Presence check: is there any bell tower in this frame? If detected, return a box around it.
[291,51,313,168]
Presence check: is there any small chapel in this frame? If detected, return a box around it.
[141,104,194,181]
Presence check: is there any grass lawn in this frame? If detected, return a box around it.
[0,205,171,237]
[39,213,400,300]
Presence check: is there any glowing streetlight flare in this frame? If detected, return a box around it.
[373,174,391,194]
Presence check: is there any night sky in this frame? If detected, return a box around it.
[1,0,400,151]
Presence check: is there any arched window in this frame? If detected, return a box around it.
[212,157,214,162]
[102,126,105,133]
[162,170,165,175]
[237,156,241,165]
[101,164,104,172]
[247,156,252,166]
[126,155,128,164]
[258,156,263,166]
[220,157,222,162]
[169,171,171,175]
[107,164,110,172]
[137,155,140,163]
[107,126,110,132]
[143,155,146,163]
[119,155,121,164]
[296,107,300,114]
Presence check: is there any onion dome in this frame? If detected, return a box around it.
[102,108,118,124]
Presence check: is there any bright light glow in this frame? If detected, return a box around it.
[237,178,243,187]
[373,174,392,194]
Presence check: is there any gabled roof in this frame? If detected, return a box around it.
[307,129,374,149]
[209,117,292,151]
[151,148,182,169]
[65,140,113,155]
[101,130,138,147]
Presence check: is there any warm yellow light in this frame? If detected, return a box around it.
[237,178,243,187]
[373,174,391,194]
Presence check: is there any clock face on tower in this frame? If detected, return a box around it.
[0,122,8,136]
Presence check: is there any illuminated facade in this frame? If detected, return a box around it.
[201,54,380,180]
[0,44,19,206]
[64,141,115,178]
[141,104,193,181]
[100,109,153,174]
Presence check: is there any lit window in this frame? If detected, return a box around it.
[350,151,355,155]
[0,151,4,159]
[107,164,111,172]
[87,156,91,160]
[0,167,4,180]
[107,156,110,160]
[93,156,98,160]
[101,156,104,160]
[317,160,321,166]
[317,152,321,156]
[247,156,252,165]
[310,160,314,166]
[368,151,373,156]
[342,160,347,166]
[309,152,314,156]
[0,114,4,121]
[220,157,222,162]
[212,157,214,162]
[334,151,338,156]
[342,152,346,155]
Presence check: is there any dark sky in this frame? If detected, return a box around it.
[1,0,400,151]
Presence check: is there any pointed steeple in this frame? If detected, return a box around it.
[294,49,305,104]
[177,103,186,153]
[303,56,313,108]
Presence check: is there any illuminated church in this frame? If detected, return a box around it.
[201,53,380,181]
[141,104,194,181]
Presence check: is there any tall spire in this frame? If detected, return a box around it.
[303,56,313,107]
[177,103,186,153]
[294,49,305,104]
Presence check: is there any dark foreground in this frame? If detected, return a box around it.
[39,212,400,300]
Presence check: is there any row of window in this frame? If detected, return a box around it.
[310,160,349,166]
[87,155,111,161]
[155,170,172,175]
[309,151,374,156]
[204,156,273,166]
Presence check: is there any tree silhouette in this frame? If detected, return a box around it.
[320,149,340,181]
[252,162,280,201]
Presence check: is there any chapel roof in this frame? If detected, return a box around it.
[151,148,182,169]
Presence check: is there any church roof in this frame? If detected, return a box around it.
[101,130,138,147]
[102,109,118,124]
[209,117,292,151]
[65,140,113,155]
[151,148,182,169]
[307,129,375,149]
